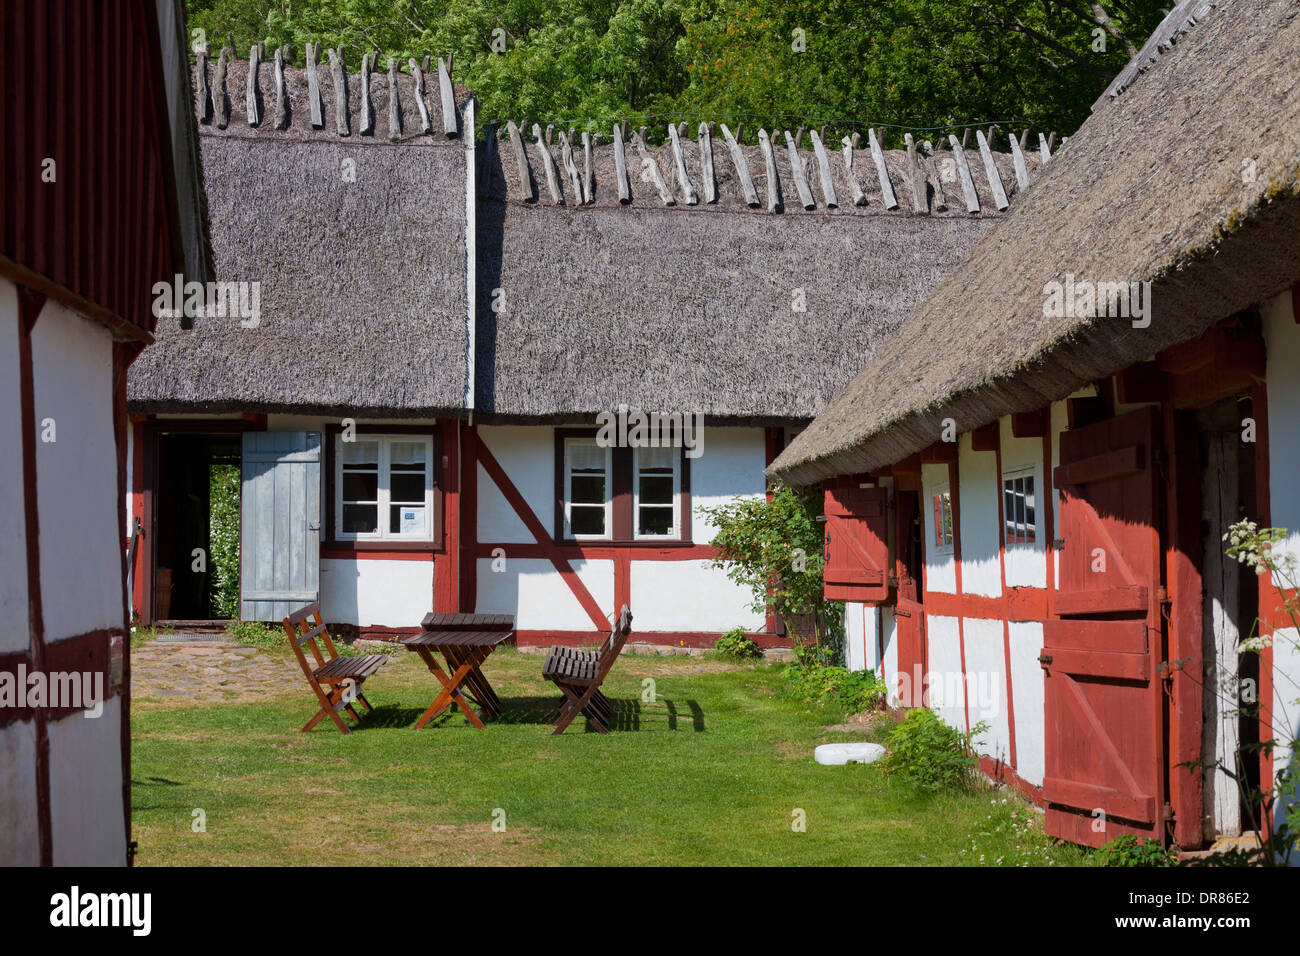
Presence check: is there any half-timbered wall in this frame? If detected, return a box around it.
[474,424,767,639]
[842,395,1100,794]
[1262,289,1300,801]
[2,280,127,865]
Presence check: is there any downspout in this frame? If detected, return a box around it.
[462,97,477,612]
[463,96,476,426]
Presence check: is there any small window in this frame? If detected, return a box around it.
[336,434,434,540]
[932,485,954,554]
[564,439,612,539]
[634,446,680,538]
[1003,470,1036,545]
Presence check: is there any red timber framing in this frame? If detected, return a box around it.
[4,0,206,868]
[468,427,786,646]
[843,312,1274,848]
[1,0,192,343]
[10,289,131,865]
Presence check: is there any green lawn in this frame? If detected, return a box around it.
[131,645,1089,866]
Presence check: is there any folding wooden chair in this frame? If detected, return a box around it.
[542,605,632,735]
[282,603,387,734]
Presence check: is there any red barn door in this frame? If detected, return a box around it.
[823,486,889,603]
[1044,407,1165,846]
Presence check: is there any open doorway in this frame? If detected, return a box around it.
[1196,394,1262,843]
[152,431,242,624]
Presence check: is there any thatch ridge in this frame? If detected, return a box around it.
[486,127,1033,217]
[770,0,1300,485]
[130,58,1028,420]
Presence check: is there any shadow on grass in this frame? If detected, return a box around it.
[132,776,184,812]
[663,698,706,732]
[330,697,706,733]
[350,705,430,730]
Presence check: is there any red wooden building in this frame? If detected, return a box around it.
[0,0,210,865]
[771,0,1300,853]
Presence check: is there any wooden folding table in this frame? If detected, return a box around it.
[401,613,514,729]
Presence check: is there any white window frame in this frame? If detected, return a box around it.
[1001,465,1038,548]
[929,482,955,556]
[563,438,613,541]
[632,445,682,541]
[335,433,435,542]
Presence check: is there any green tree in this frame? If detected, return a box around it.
[698,484,839,650]
[186,0,1169,142]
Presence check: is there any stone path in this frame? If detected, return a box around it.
[131,640,302,704]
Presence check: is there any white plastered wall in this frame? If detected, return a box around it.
[926,614,967,733]
[957,432,1001,598]
[9,292,127,864]
[922,462,956,594]
[999,416,1048,589]
[844,601,883,674]
[477,557,615,630]
[475,424,768,633]
[1008,620,1046,786]
[32,300,122,642]
[47,697,126,866]
[1262,289,1300,811]
[962,617,1010,764]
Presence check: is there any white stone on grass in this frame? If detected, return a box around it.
[815,742,885,766]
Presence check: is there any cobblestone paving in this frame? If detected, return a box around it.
[132,641,302,703]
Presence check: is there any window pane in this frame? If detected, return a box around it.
[571,474,606,505]
[391,504,426,535]
[639,474,674,505]
[1023,478,1036,541]
[638,446,675,470]
[390,441,426,467]
[638,506,673,536]
[570,504,605,536]
[391,472,425,503]
[342,503,378,534]
[341,440,379,468]
[343,472,378,501]
[939,493,953,545]
[567,441,607,473]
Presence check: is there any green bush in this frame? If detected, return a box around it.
[783,645,886,715]
[209,463,240,618]
[882,708,987,793]
[713,627,763,660]
[1095,834,1175,867]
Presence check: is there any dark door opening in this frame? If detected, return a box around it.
[1196,395,1262,842]
[153,433,242,623]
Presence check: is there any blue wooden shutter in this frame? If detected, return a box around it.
[240,432,321,622]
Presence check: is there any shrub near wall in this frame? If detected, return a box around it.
[209,463,240,618]
[882,708,988,793]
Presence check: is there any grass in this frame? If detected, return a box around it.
[131,644,1090,866]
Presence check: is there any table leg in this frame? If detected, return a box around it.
[412,647,485,730]
[445,645,502,718]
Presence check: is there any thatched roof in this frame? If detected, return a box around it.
[130,49,1039,421]
[771,0,1300,485]
[476,130,1024,423]
[129,56,472,417]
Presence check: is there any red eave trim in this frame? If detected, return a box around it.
[0,255,152,344]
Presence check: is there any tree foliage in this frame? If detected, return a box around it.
[698,483,835,647]
[187,0,1169,143]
